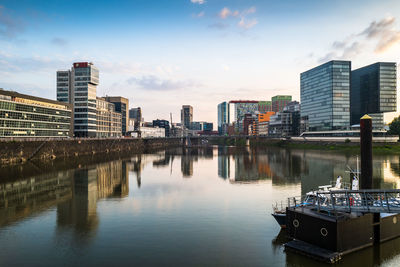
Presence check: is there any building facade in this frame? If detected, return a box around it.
[181,105,193,129]
[258,101,272,113]
[217,102,229,135]
[301,60,351,131]
[96,97,122,138]
[230,100,259,134]
[57,62,99,137]
[129,107,142,131]
[153,119,170,137]
[272,95,292,112]
[104,96,129,135]
[0,89,72,137]
[350,62,397,128]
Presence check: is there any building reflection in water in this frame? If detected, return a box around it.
[0,169,74,227]
[56,160,129,244]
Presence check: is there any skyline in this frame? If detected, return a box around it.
[1,0,400,126]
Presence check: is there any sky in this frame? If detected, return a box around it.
[1,0,400,126]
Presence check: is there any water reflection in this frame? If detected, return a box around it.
[0,146,400,266]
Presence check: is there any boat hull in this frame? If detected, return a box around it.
[272,213,286,228]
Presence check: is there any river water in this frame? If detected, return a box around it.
[0,146,400,266]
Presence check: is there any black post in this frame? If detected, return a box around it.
[360,115,372,189]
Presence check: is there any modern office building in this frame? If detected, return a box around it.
[129,107,142,131]
[104,96,129,135]
[0,89,72,137]
[258,101,272,113]
[57,62,99,137]
[351,62,397,128]
[217,102,230,135]
[96,97,122,138]
[268,102,300,137]
[230,100,259,134]
[181,105,193,129]
[272,95,292,112]
[301,60,351,131]
[203,122,213,132]
[56,70,72,103]
[153,119,170,137]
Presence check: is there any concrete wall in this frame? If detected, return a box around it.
[0,138,181,165]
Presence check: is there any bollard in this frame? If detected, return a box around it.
[360,114,372,189]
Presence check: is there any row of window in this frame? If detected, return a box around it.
[0,110,71,124]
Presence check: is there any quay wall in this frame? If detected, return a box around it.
[0,138,182,165]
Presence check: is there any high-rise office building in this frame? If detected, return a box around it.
[181,105,193,129]
[57,62,99,137]
[301,60,351,131]
[217,102,229,135]
[351,62,397,128]
[129,107,142,131]
[104,96,129,135]
[272,95,292,112]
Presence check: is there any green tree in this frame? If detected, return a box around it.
[388,116,400,136]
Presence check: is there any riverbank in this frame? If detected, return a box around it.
[250,138,400,154]
[0,138,182,165]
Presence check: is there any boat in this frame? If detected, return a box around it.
[271,164,360,228]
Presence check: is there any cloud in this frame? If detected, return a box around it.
[360,16,395,39]
[0,6,24,39]
[127,75,201,91]
[318,16,400,62]
[219,7,232,19]
[217,6,257,31]
[375,32,400,53]
[238,17,258,30]
[51,37,68,46]
[190,0,205,4]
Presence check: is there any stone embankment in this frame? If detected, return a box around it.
[0,138,182,165]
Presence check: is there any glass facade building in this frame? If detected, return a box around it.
[0,89,72,137]
[301,60,351,131]
[217,102,229,135]
[350,62,397,128]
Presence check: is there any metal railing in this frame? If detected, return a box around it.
[312,189,400,213]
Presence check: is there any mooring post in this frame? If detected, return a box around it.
[360,115,373,190]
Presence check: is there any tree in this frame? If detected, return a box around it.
[388,116,400,136]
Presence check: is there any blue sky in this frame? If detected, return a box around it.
[1,0,400,125]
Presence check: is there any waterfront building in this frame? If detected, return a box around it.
[104,96,129,135]
[153,119,170,137]
[272,95,292,112]
[256,111,275,136]
[57,62,99,137]
[350,62,397,129]
[140,126,165,138]
[56,70,72,103]
[268,101,300,137]
[230,100,259,134]
[0,88,72,137]
[217,102,230,135]
[301,60,351,131]
[181,105,193,129]
[203,122,213,132]
[129,107,142,131]
[258,101,272,113]
[96,97,122,138]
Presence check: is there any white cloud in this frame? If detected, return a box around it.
[193,11,205,18]
[238,17,258,30]
[219,7,231,19]
[190,0,205,4]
